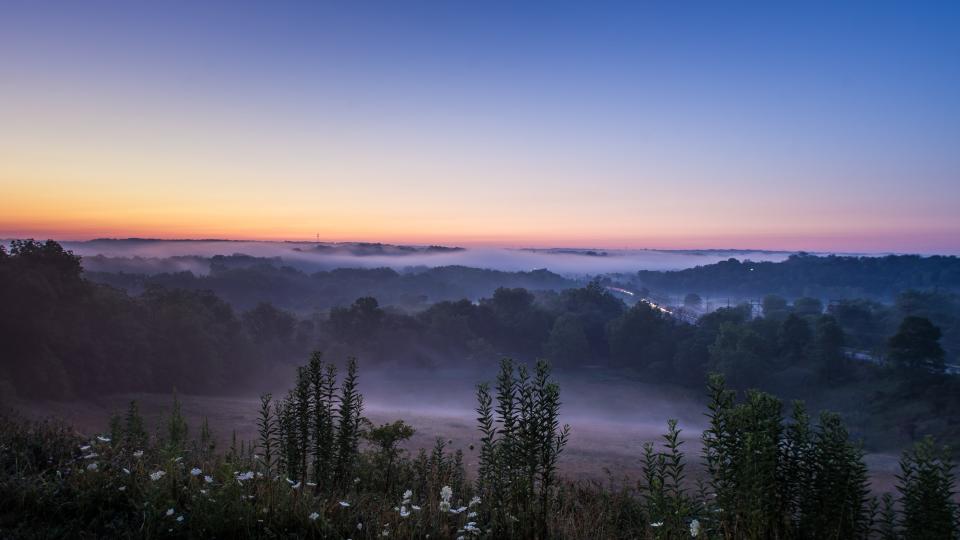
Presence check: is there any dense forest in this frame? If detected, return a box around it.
[632,253,960,300]
[2,240,960,455]
[85,256,575,312]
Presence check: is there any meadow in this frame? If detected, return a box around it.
[2,354,955,539]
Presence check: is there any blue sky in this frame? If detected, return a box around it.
[2,1,958,251]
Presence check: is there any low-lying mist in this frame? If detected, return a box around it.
[61,239,795,275]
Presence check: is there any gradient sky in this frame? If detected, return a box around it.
[1,2,958,252]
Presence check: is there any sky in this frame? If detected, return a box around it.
[1,1,958,253]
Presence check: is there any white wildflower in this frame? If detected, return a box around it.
[339,501,351,507]
[291,481,301,489]
[353,477,360,484]
[83,453,98,460]
[86,463,98,471]
[204,475,214,484]
[122,467,130,475]
[176,516,184,523]
[118,486,126,492]
[306,482,317,487]
[450,506,468,514]
[150,470,166,481]
[96,435,111,443]
[439,485,453,512]
[411,505,421,511]
[357,522,363,530]
[172,456,183,463]
[468,511,477,518]
[166,508,175,516]
[133,450,144,458]
[469,495,481,507]
[651,521,664,528]
[690,519,701,537]
[399,506,410,518]
[190,467,202,476]
[79,445,91,451]
[235,471,255,481]
[402,489,413,503]
[309,512,320,521]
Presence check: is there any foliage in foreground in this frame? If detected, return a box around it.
[1,355,958,539]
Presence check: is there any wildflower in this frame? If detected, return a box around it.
[309,512,320,521]
[150,470,166,481]
[468,511,477,518]
[235,471,255,481]
[176,516,184,523]
[133,450,144,458]
[172,456,183,463]
[96,435,111,443]
[357,523,363,530]
[83,453,98,459]
[469,496,481,507]
[306,481,317,487]
[122,467,131,475]
[204,475,214,484]
[411,505,421,511]
[651,521,664,528]
[399,506,410,518]
[200,489,208,495]
[86,463,98,471]
[79,445,92,451]
[166,508,175,516]
[118,486,126,492]
[291,481,301,489]
[339,501,351,508]
[690,519,701,538]
[439,485,453,512]
[450,506,468,514]
[190,467,202,476]
[353,477,360,484]
[402,489,413,503]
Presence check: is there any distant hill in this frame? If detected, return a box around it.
[633,253,960,300]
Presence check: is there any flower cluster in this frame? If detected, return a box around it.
[439,485,453,513]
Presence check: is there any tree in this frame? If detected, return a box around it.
[762,294,789,321]
[684,293,703,310]
[778,314,812,364]
[897,436,958,540]
[242,302,296,344]
[544,313,590,367]
[793,297,823,317]
[364,420,415,491]
[889,316,946,374]
[328,297,384,344]
[813,315,847,381]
